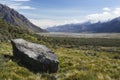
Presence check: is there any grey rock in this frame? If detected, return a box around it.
[11,39,59,73]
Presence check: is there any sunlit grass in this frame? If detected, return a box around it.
[54,47,120,80]
[0,40,120,80]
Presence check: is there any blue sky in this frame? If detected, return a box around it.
[0,0,120,28]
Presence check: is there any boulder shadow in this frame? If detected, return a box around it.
[3,54,43,73]
[3,54,58,74]
[4,54,13,59]
[3,54,57,80]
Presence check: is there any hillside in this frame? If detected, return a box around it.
[46,17,120,33]
[0,3,45,33]
[0,18,37,42]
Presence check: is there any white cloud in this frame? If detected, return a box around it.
[30,19,66,29]
[86,7,120,22]
[11,0,30,1]
[0,0,34,10]
[30,19,83,29]
[19,6,35,9]
[103,7,111,11]
[9,4,35,10]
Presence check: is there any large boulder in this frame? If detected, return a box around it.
[11,39,59,73]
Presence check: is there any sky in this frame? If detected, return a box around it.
[0,0,120,28]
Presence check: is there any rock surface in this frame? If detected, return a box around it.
[11,39,59,73]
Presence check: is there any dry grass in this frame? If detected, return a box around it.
[0,39,120,80]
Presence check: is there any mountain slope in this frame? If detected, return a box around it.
[0,3,45,32]
[0,18,31,42]
[46,22,91,33]
[46,17,120,33]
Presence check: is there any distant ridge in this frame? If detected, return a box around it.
[46,17,120,33]
[0,3,46,32]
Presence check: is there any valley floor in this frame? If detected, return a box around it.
[0,36,120,80]
[38,33,120,38]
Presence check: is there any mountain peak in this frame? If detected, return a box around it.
[46,16,120,33]
[0,3,46,33]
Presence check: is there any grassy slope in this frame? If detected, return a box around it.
[0,19,120,80]
[0,37,120,80]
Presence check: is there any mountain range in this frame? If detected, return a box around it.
[1,3,120,33]
[46,17,120,33]
[0,3,45,33]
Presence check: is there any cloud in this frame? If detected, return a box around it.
[30,19,83,29]
[18,6,35,9]
[11,0,30,1]
[0,0,35,10]
[9,4,35,10]
[30,19,66,29]
[86,7,120,22]
[103,7,111,11]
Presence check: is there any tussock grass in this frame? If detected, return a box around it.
[0,40,120,80]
